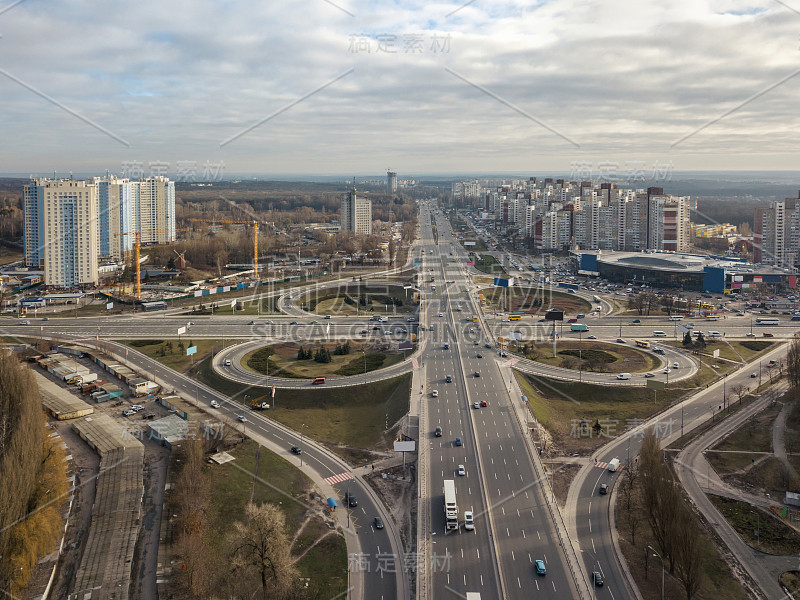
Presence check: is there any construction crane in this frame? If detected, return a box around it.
[187,218,274,279]
[115,228,189,300]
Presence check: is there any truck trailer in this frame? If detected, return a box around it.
[444,479,458,531]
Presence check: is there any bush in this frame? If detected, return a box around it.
[741,340,772,351]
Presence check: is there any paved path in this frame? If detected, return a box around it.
[675,382,793,600]
[773,401,799,481]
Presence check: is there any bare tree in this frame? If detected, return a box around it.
[628,294,646,316]
[620,461,641,545]
[787,334,800,397]
[673,503,704,600]
[230,502,299,599]
[640,429,679,572]
[660,295,676,316]
[731,383,749,406]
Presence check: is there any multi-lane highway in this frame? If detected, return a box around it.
[416,203,584,600]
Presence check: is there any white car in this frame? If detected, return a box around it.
[458,464,466,476]
[210,400,220,408]
[672,362,679,369]
[464,510,474,530]
[431,390,439,397]
[438,313,443,317]
[237,415,247,422]
[663,368,671,374]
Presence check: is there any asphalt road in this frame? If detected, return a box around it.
[418,204,581,600]
[92,340,407,600]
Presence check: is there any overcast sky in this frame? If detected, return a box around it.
[1,0,799,178]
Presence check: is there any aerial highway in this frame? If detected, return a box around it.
[417,203,586,600]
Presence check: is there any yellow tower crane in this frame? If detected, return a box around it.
[186,218,274,279]
[116,228,189,300]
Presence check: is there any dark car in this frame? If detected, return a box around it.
[476,353,483,358]
[484,343,492,348]
[291,446,302,455]
[344,492,358,507]
[599,483,608,495]
[592,571,604,586]
[455,437,462,446]
[141,413,156,420]
[474,371,480,378]
[374,517,384,530]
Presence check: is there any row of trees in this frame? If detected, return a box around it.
[296,344,350,363]
[0,352,68,594]
[172,438,301,599]
[619,430,704,599]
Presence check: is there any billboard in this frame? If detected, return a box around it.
[186,346,197,356]
[177,326,187,335]
[464,241,476,246]
[545,309,564,321]
[393,441,416,452]
[493,277,515,287]
[106,302,114,310]
[646,379,665,390]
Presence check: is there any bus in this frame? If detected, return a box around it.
[755,317,780,325]
[508,314,521,321]
[704,314,721,321]
[634,339,651,348]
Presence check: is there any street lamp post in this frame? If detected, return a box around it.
[579,330,583,383]
[648,545,664,600]
[300,423,306,466]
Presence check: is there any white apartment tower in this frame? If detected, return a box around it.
[24,179,99,287]
[340,178,372,235]
[387,171,398,194]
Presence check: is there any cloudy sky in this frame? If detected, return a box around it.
[1,0,799,177]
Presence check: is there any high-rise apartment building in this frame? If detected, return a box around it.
[754,194,800,267]
[24,178,99,287]
[24,174,177,288]
[387,171,397,194]
[340,179,372,235]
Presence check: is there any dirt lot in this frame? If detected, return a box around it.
[365,463,417,554]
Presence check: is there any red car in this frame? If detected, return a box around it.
[567,318,578,323]
[312,377,326,384]
[763,332,774,337]
[480,400,488,407]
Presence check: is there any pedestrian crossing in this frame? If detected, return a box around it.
[595,461,609,469]
[325,471,354,485]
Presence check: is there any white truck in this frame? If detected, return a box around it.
[444,479,458,531]
[608,458,620,472]
[70,373,98,386]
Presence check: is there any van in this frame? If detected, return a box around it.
[608,458,620,472]
[616,373,631,380]
[652,331,667,337]
[668,315,683,321]
[707,331,722,338]
[311,377,326,385]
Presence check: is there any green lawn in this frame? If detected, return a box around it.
[474,254,504,275]
[708,494,800,555]
[204,439,347,597]
[478,287,591,314]
[665,339,774,363]
[516,372,686,453]
[243,342,405,379]
[119,338,222,373]
[523,341,660,374]
[713,402,780,453]
[195,357,411,457]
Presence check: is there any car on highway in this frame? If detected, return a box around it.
[324,315,331,319]
[746,332,756,337]
[372,326,380,330]
[455,437,462,446]
[438,312,443,317]
[457,464,465,476]
[599,483,608,494]
[360,329,368,334]
[374,517,384,530]
[474,371,480,378]
[592,571,604,586]
[312,377,326,385]
[476,353,483,358]
[472,402,481,409]
[431,390,439,397]
[632,319,641,323]
[224,359,232,366]
[435,426,442,437]
[673,362,679,369]
[291,446,302,455]
[290,321,298,325]
[663,368,671,374]
[535,559,547,575]
[485,343,492,348]
[344,492,358,507]
[19,320,30,325]
[480,400,487,407]
[248,320,256,325]
[237,415,247,422]
[644,372,654,378]
[210,400,220,408]
[587,335,597,340]
[763,332,774,337]
[751,372,757,378]
[616,338,625,343]
[464,510,474,530]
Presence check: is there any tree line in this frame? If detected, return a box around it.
[0,351,68,595]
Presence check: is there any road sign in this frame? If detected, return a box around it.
[394,441,415,452]
[230,299,236,308]
[646,379,665,390]
[678,324,689,333]
[177,326,186,335]
[106,302,114,310]
[712,349,720,358]
[186,345,197,356]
